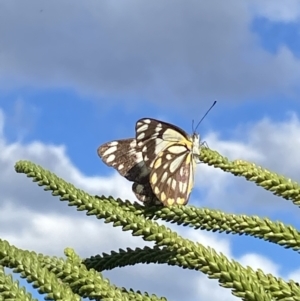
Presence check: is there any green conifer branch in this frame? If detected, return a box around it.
[14,160,298,300]
[85,243,299,300]
[142,206,300,252]
[83,246,176,271]
[51,248,167,301]
[0,265,38,301]
[0,240,167,301]
[0,240,80,300]
[101,199,300,254]
[200,148,300,205]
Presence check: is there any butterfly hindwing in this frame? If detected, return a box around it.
[149,143,196,205]
[132,182,161,206]
[135,118,199,205]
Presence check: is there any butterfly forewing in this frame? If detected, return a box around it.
[98,138,150,183]
[136,118,191,168]
[98,138,160,205]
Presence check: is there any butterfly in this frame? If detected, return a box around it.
[97,138,161,205]
[98,101,215,206]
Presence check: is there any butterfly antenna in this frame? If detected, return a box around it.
[192,119,195,133]
[194,100,217,132]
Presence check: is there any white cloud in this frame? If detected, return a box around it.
[195,275,238,301]
[248,0,300,22]
[0,1,300,107]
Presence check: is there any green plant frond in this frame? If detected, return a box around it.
[0,241,167,301]
[41,247,168,301]
[0,265,38,301]
[85,245,293,301]
[200,148,300,206]
[146,206,300,252]
[0,240,80,301]
[81,245,300,301]
[14,160,298,300]
[83,246,177,271]
[106,197,300,255]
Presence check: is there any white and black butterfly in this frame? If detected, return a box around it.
[98,101,215,206]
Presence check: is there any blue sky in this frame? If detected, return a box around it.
[1,1,300,300]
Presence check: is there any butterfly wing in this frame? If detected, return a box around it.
[132,182,162,206]
[149,143,196,205]
[97,138,150,183]
[98,138,161,205]
[136,118,197,205]
[135,118,191,168]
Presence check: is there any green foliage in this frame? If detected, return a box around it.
[0,148,299,300]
